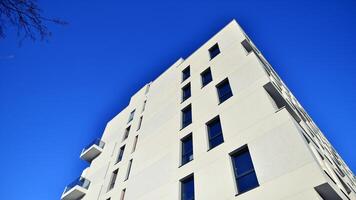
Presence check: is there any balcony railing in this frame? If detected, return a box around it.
[64,177,90,194]
[81,138,105,154]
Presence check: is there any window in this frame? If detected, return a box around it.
[241,39,253,53]
[182,83,191,102]
[216,78,233,103]
[145,84,150,94]
[120,189,126,200]
[137,116,143,130]
[209,43,220,60]
[132,135,138,153]
[142,100,147,112]
[231,146,259,194]
[201,67,212,87]
[128,109,135,123]
[117,145,125,163]
[182,66,190,82]
[108,169,119,191]
[180,174,194,200]
[181,105,192,129]
[125,159,133,181]
[206,116,224,149]
[181,134,193,165]
[122,126,131,141]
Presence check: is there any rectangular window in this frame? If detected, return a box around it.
[132,135,138,153]
[128,109,135,123]
[209,43,220,60]
[108,169,119,191]
[182,66,190,82]
[241,39,253,53]
[122,126,131,141]
[182,83,191,102]
[216,78,233,103]
[181,134,193,165]
[201,67,212,87]
[231,146,259,194]
[125,159,133,181]
[181,105,192,129]
[137,116,143,130]
[206,116,224,149]
[180,174,194,200]
[120,188,126,200]
[142,100,147,112]
[116,145,125,163]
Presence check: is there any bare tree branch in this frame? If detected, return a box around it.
[0,0,67,43]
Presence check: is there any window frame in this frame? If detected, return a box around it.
[181,82,191,102]
[127,109,135,123]
[208,43,221,60]
[216,78,233,104]
[181,133,193,166]
[229,145,259,195]
[180,174,195,200]
[200,67,213,88]
[206,116,224,150]
[181,104,192,129]
[182,66,190,82]
[116,145,125,163]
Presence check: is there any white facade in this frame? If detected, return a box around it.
[62,20,356,200]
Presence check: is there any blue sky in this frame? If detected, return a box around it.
[0,0,355,199]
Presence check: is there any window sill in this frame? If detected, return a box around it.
[178,160,193,168]
[207,142,224,152]
[235,185,259,197]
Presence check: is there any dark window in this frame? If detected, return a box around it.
[120,189,126,200]
[209,43,220,60]
[182,66,190,82]
[181,105,192,129]
[125,159,133,181]
[128,110,135,123]
[117,145,125,163]
[132,135,138,153]
[231,146,259,194]
[181,134,193,165]
[216,78,233,103]
[241,39,253,53]
[206,116,224,149]
[181,175,194,200]
[122,126,131,141]
[182,83,191,102]
[137,116,143,130]
[201,68,212,87]
[142,100,147,112]
[108,169,119,191]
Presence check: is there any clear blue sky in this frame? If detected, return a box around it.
[0,0,355,199]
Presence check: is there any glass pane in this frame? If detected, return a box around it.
[237,172,259,193]
[209,134,224,149]
[182,176,194,200]
[233,150,254,175]
[208,120,222,138]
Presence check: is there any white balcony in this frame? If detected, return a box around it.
[80,139,105,163]
[61,177,90,200]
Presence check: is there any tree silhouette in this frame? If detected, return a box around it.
[0,0,66,42]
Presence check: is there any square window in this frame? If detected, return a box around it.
[231,146,259,194]
[216,78,233,103]
[206,116,224,149]
[182,66,190,82]
[182,83,191,102]
[181,105,192,129]
[181,134,193,165]
[180,175,194,200]
[209,43,220,60]
[201,67,212,87]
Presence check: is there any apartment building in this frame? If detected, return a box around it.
[61,20,356,200]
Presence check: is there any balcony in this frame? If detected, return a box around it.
[61,177,90,200]
[80,139,105,163]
